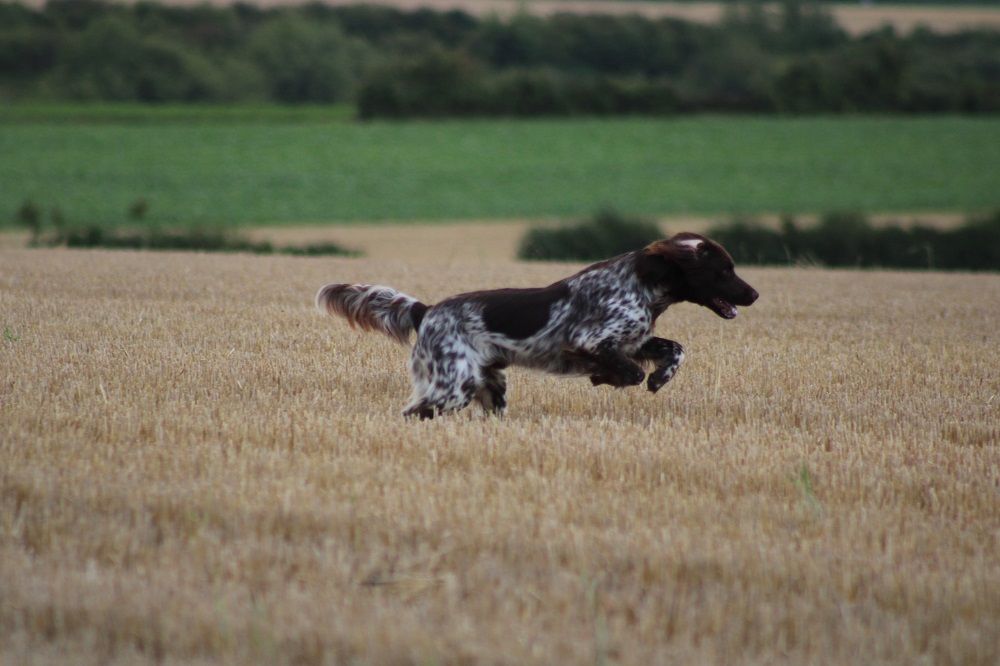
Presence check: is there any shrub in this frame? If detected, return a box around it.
[0,27,58,79]
[128,198,149,221]
[707,211,1000,271]
[495,71,684,116]
[330,4,477,45]
[678,36,777,112]
[706,215,793,265]
[58,226,274,253]
[35,222,357,257]
[15,199,42,243]
[937,210,1000,270]
[279,241,360,257]
[518,210,663,262]
[724,0,846,53]
[358,46,487,119]
[247,16,364,103]
[48,15,224,102]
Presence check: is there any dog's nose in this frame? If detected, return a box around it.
[747,288,759,304]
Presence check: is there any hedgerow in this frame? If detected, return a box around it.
[1,1,998,116]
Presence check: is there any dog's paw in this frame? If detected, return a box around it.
[647,364,680,393]
[623,366,646,386]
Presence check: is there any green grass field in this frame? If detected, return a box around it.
[2,110,998,227]
[0,103,355,125]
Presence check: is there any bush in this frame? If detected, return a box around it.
[28,218,358,257]
[247,16,364,103]
[935,210,1000,270]
[58,225,276,253]
[0,28,58,79]
[48,15,224,102]
[723,0,846,53]
[518,210,663,262]
[358,46,487,118]
[707,211,1000,271]
[705,215,793,265]
[15,199,42,243]
[330,4,476,45]
[279,241,360,257]
[678,36,777,111]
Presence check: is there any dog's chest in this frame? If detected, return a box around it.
[593,293,653,349]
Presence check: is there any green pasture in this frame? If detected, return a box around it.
[2,110,998,227]
[0,103,354,125]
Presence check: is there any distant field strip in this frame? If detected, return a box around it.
[33,0,999,34]
[1,116,998,227]
[1,246,998,665]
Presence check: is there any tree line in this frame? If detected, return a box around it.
[1,0,998,116]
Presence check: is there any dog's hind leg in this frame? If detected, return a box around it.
[402,401,435,420]
[402,386,476,419]
[409,375,480,418]
[475,364,507,416]
[403,342,436,419]
[402,343,482,418]
[634,337,685,393]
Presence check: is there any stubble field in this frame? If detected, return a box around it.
[1,236,998,665]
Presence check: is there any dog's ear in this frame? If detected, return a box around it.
[664,233,709,263]
[636,234,706,284]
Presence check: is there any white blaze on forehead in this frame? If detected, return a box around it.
[676,238,704,251]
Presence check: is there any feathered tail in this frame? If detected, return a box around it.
[315,283,429,344]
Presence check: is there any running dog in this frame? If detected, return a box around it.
[316,232,758,418]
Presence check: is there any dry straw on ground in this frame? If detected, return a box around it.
[1,238,998,665]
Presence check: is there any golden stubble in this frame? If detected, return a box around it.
[1,246,998,665]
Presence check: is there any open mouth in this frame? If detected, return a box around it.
[709,297,738,319]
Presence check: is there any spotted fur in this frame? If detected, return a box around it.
[316,233,758,418]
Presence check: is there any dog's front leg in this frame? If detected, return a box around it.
[634,337,685,393]
[565,340,645,388]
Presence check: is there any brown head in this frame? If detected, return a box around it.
[636,232,759,319]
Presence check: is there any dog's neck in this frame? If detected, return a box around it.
[566,251,680,319]
[623,251,680,317]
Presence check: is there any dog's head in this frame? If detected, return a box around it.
[637,232,758,319]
